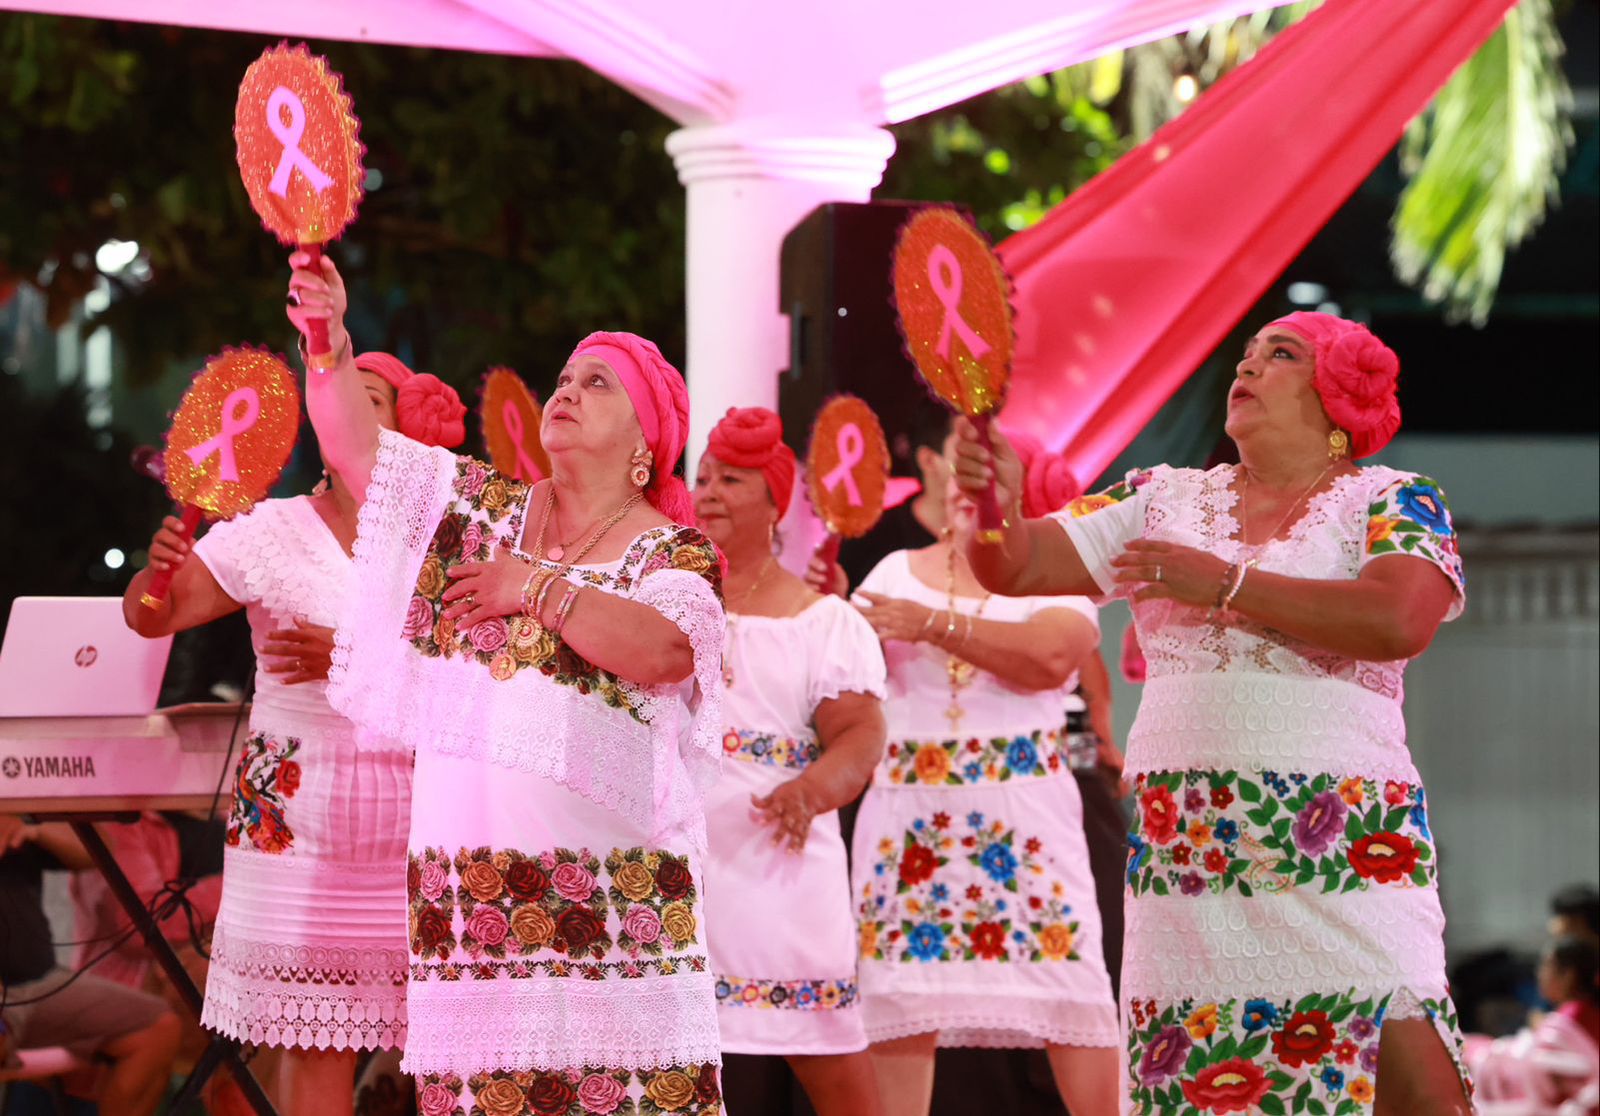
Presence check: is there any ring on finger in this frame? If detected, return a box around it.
[1155,566,1164,583]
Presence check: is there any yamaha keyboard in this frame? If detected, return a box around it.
[0,702,246,815]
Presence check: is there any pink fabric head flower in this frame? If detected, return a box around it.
[568,331,694,524]
[1268,312,1401,458]
[705,406,798,516]
[1002,428,1081,518]
[354,352,468,449]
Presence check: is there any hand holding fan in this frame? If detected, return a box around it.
[806,395,890,566]
[891,206,1015,542]
[235,43,364,362]
[480,366,551,483]
[141,348,301,609]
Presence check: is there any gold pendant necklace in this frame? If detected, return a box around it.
[943,539,990,732]
[722,555,777,688]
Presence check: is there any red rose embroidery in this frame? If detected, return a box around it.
[1180,1057,1272,1113]
[655,856,693,900]
[1172,844,1192,866]
[695,1063,721,1106]
[899,845,939,887]
[277,760,301,797]
[1272,1010,1337,1068]
[555,906,606,956]
[431,516,464,560]
[406,859,422,895]
[526,1072,576,1115]
[1348,833,1419,883]
[413,904,452,958]
[1210,785,1234,809]
[969,921,1008,960]
[504,860,550,901]
[1141,785,1180,845]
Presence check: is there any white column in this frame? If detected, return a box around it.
[667,119,895,471]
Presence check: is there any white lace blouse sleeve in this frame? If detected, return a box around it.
[628,531,727,804]
[809,595,889,705]
[1046,471,1154,595]
[191,507,261,605]
[326,428,460,748]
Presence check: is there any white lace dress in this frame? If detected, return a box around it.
[850,551,1119,1050]
[328,430,727,1116]
[192,495,409,1052]
[705,595,886,1055]
[1052,464,1469,1114]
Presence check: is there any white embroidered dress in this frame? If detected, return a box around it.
[192,495,410,1052]
[850,551,1119,1050]
[705,595,886,1055]
[1052,464,1468,1115]
[328,430,727,1115]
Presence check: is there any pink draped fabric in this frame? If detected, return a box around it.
[995,0,1518,488]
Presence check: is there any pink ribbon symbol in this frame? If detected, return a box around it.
[927,244,992,362]
[266,86,335,199]
[500,400,543,482]
[185,387,260,483]
[821,423,866,507]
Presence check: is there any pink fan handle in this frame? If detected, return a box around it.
[139,504,204,610]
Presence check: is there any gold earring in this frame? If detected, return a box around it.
[630,459,650,488]
[1328,430,1350,459]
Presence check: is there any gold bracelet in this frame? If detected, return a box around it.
[304,334,352,373]
[552,583,581,636]
[522,569,555,618]
[1220,559,1256,611]
[533,573,565,624]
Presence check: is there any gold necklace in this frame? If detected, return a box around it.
[532,486,642,567]
[943,539,990,732]
[722,555,777,688]
[1238,461,1340,552]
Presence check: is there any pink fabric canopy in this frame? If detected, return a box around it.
[995,0,1518,487]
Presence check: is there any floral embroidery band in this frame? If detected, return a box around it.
[416,1062,722,1116]
[720,730,820,771]
[714,975,858,1011]
[880,727,1069,786]
[1127,770,1436,899]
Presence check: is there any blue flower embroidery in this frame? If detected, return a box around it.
[1410,786,1432,840]
[1320,1066,1345,1091]
[1213,818,1240,844]
[1396,483,1453,536]
[906,922,946,961]
[964,762,983,781]
[1006,736,1038,773]
[966,811,985,828]
[1126,834,1150,886]
[930,884,949,902]
[1242,999,1279,1032]
[979,842,1018,884]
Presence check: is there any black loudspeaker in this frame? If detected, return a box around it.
[777,201,957,471]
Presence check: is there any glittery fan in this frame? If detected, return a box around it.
[479,366,551,484]
[234,42,364,364]
[140,348,302,609]
[806,394,890,566]
[891,206,1016,543]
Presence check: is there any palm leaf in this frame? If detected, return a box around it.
[1390,0,1573,324]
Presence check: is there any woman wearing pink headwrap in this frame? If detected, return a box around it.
[287,253,727,1114]
[122,350,464,1113]
[955,313,1471,1115]
[693,407,888,1116]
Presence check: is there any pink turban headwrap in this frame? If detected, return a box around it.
[1004,429,1082,519]
[704,407,797,516]
[354,352,467,449]
[568,331,694,525]
[1267,311,1402,459]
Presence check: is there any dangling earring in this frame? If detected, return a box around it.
[312,468,331,496]
[1327,429,1350,460]
[630,453,651,488]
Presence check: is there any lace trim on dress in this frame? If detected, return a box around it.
[398,976,723,1075]
[862,994,1120,1050]
[203,925,407,1052]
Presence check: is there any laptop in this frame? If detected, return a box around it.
[0,597,172,717]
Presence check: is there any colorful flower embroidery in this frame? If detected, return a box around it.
[1064,470,1150,518]
[882,728,1068,785]
[1364,474,1463,593]
[420,1061,720,1115]
[1127,770,1436,899]
[1126,989,1470,1114]
[225,733,301,853]
[721,730,820,771]
[859,811,1078,965]
[714,975,858,1011]
[406,846,705,979]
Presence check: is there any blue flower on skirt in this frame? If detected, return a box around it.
[1396,482,1453,535]
[715,980,731,1001]
[1410,786,1432,840]
[1213,818,1240,844]
[1006,736,1038,772]
[906,922,946,961]
[1126,834,1150,885]
[964,762,983,781]
[1242,999,1279,1032]
[979,843,1018,884]
[1320,1066,1345,1091]
[913,818,926,831]
[930,884,949,901]
[966,811,985,828]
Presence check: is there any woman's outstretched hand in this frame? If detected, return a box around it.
[286,251,351,356]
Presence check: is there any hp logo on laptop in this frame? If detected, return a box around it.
[74,644,99,668]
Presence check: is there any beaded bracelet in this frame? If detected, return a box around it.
[916,610,938,642]
[552,582,581,636]
[1221,559,1256,611]
[944,609,959,642]
[533,572,564,623]
[522,569,556,618]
